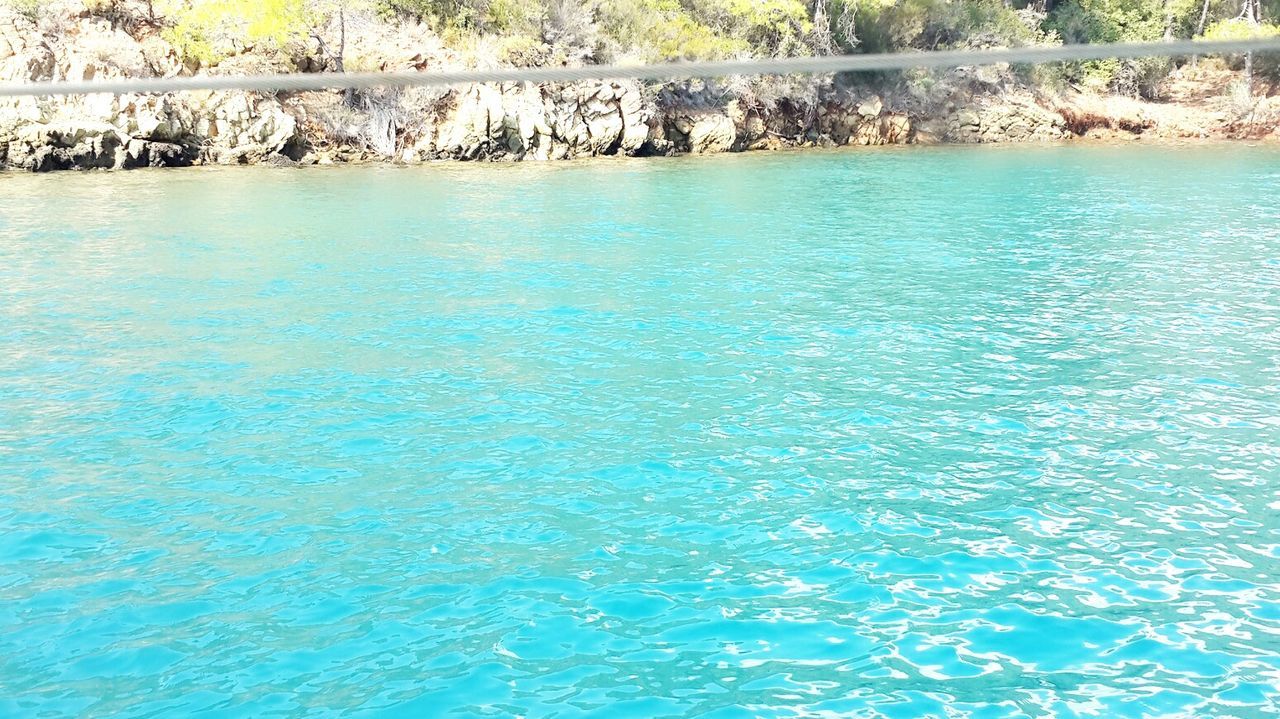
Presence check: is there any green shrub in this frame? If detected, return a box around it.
[1,0,46,21]
[160,0,308,66]
[829,0,1037,54]
[542,0,599,61]
[380,0,540,34]
[1044,0,1169,95]
[597,0,747,61]
[1203,17,1280,81]
[718,0,812,56]
[497,34,551,65]
[1203,16,1280,41]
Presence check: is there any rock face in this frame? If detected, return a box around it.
[4,121,194,170]
[944,100,1068,143]
[410,80,653,162]
[819,101,915,146]
[185,91,299,163]
[0,5,1098,172]
[7,122,125,171]
[0,5,934,172]
[0,6,299,170]
[685,114,736,154]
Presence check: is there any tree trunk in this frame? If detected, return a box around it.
[1197,0,1211,35]
[339,8,357,107]
[1240,0,1259,96]
[336,7,346,73]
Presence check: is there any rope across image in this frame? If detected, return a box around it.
[2,38,1279,98]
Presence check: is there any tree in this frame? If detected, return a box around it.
[1203,2,1280,93]
[309,0,373,72]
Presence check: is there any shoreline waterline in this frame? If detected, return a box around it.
[4,134,1278,177]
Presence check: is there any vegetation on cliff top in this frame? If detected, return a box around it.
[4,0,1278,96]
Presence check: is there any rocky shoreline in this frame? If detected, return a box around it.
[2,6,1277,173]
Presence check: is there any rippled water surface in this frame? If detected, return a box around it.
[3,146,1280,718]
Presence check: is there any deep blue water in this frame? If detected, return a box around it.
[2,146,1279,718]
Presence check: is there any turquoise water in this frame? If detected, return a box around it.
[2,145,1280,718]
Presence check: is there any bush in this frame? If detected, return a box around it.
[597,0,747,61]
[380,0,540,34]
[497,34,551,65]
[1204,18,1280,82]
[1045,0,1169,95]
[1,0,45,21]
[830,0,1038,54]
[542,0,600,62]
[160,0,308,66]
[1203,16,1280,41]
[709,0,813,56]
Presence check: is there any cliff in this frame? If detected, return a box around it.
[1,2,1277,172]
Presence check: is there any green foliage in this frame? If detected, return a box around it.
[542,0,600,61]
[161,0,308,65]
[1045,0,1179,94]
[1,0,46,21]
[1046,0,1164,44]
[710,0,813,56]
[380,0,539,34]
[597,0,747,61]
[486,0,541,33]
[496,34,550,65]
[1204,17,1280,81]
[829,0,1037,53]
[1203,16,1280,39]
[57,0,1277,92]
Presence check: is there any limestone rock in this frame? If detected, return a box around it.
[974,62,1011,87]
[617,85,649,154]
[423,81,652,160]
[852,119,881,146]
[914,119,946,144]
[437,84,504,157]
[185,91,298,162]
[8,121,126,171]
[883,114,912,143]
[687,114,735,154]
[123,138,193,168]
[118,95,191,143]
[0,10,51,83]
[945,100,1067,143]
[580,86,623,155]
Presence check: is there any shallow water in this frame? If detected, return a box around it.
[2,145,1280,718]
